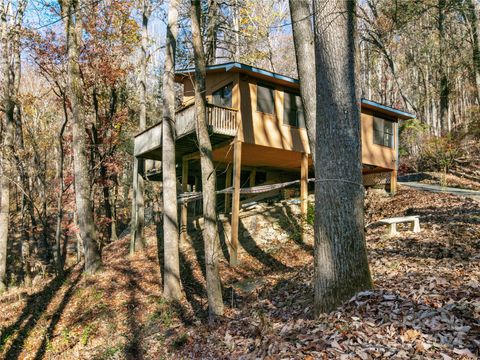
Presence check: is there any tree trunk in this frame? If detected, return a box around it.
[233,0,240,61]
[467,0,480,104]
[162,0,182,301]
[191,0,224,319]
[131,0,150,253]
[0,2,15,292]
[438,0,449,134]
[11,0,32,284]
[289,0,316,164]
[206,0,219,65]
[312,0,372,314]
[64,0,102,274]
[55,101,68,275]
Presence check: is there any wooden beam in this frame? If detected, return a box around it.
[183,139,234,162]
[181,157,189,242]
[390,169,397,195]
[230,140,242,267]
[225,165,232,213]
[300,153,308,216]
[183,152,200,161]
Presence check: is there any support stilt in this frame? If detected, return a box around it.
[390,169,397,195]
[181,157,189,242]
[130,156,145,253]
[230,140,242,266]
[225,166,232,213]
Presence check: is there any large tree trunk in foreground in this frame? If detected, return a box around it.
[131,0,150,254]
[65,0,102,274]
[191,0,224,319]
[289,0,316,163]
[0,2,14,292]
[312,0,372,314]
[162,0,182,301]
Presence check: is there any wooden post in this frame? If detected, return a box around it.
[230,140,242,266]
[225,166,232,213]
[390,169,397,195]
[301,153,308,216]
[130,156,144,254]
[249,169,256,188]
[181,157,189,242]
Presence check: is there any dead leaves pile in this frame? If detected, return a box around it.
[180,188,479,359]
[0,188,478,359]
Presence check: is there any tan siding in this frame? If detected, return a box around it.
[182,72,239,105]
[361,109,396,170]
[241,78,310,153]
[180,71,397,171]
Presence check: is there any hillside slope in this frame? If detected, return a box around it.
[0,188,479,359]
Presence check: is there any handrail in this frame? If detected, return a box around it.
[135,103,238,139]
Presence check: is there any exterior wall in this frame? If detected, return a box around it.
[182,71,242,138]
[182,72,239,108]
[180,71,397,171]
[361,109,397,170]
[240,77,310,153]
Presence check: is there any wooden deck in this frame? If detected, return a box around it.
[134,103,238,160]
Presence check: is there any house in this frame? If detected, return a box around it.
[133,62,414,259]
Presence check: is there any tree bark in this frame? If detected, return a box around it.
[64,0,102,274]
[10,0,32,284]
[162,0,182,301]
[289,0,316,163]
[131,0,150,253]
[206,0,219,65]
[438,0,449,134]
[467,0,480,104]
[55,100,68,275]
[0,1,15,292]
[191,0,224,319]
[312,0,372,314]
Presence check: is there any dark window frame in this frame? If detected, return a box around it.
[256,83,276,115]
[283,91,305,128]
[373,114,395,148]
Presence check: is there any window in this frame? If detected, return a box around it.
[257,84,275,114]
[212,83,233,108]
[373,116,394,148]
[283,92,305,128]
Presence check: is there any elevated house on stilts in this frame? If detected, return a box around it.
[132,62,415,262]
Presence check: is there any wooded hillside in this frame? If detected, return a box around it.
[0,0,479,358]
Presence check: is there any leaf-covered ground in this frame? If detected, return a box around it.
[0,187,478,359]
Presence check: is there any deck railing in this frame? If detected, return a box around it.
[206,104,237,136]
[176,103,237,138]
[134,103,237,158]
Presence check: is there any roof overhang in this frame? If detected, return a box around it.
[360,98,415,120]
[175,62,415,120]
[175,62,300,88]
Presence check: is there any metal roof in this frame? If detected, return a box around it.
[176,62,416,119]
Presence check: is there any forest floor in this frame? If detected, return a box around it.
[0,187,479,359]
